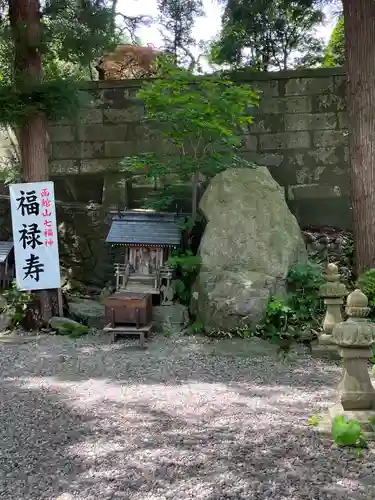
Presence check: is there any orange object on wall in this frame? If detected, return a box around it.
[96,44,162,80]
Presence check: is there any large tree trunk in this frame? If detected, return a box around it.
[343,0,375,274]
[9,0,52,324]
[9,0,49,182]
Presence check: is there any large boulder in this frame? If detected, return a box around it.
[192,167,307,332]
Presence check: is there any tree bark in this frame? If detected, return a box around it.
[343,0,375,274]
[9,0,49,182]
[9,0,51,324]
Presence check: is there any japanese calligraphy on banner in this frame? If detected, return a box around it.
[9,181,61,291]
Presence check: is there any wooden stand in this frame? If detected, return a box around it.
[103,292,153,347]
[103,321,153,347]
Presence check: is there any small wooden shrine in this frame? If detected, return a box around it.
[106,210,183,296]
[0,240,14,288]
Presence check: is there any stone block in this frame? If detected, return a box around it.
[243,151,284,167]
[313,130,348,148]
[103,107,144,123]
[80,109,103,124]
[126,123,154,141]
[334,74,347,97]
[288,183,344,201]
[102,173,129,206]
[313,93,346,113]
[329,403,375,433]
[259,96,312,114]
[48,126,75,142]
[259,131,310,150]
[80,159,119,173]
[104,140,149,158]
[338,111,348,130]
[53,141,104,160]
[285,113,337,131]
[78,124,128,142]
[52,142,81,160]
[295,165,326,185]
[306,147,340,167]
[81,142,105,160]
[311,342,341,361]
[100,87,140,109]
[247,114,284,133]
[50,160,79,174]
[285,77,334,96]
[255,80,279,97]
[241,134,258,151]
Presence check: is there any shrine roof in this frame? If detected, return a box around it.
[106,210,183,247]
[0,241,13,263]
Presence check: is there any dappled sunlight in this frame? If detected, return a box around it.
[0,335,374,499]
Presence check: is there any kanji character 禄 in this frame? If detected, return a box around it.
[19,223,43,250]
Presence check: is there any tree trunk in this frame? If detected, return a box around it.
[9,0,52,324]
[343,0,375,274]
[9,0,49,182]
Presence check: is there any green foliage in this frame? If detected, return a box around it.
[167,250,201,305]
[356,268,375,307]
[0,77,91,127]
[260,262,324,341]
[54,321,89,338]
[0,0,118,129]
[287,261,324,323]
[368,417,375,433]
[331,416,367,448]
[187,319,205,334]
[0,0,118,86]
[122,58,259,212]
[1,281,32,328]
[323,16,345,68]
[211,0,325,70]
[206,324,255,339]
[264,297,294,336]
[307,414,320,427]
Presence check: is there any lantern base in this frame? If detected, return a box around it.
[310,341,341,361]
[329,403,375,433]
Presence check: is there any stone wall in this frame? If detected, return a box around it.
[48,67,350,228]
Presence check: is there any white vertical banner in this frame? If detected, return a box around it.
[9,181,61,291]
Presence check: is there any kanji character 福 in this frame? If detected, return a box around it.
[16,190,39,216]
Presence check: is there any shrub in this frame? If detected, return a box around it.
[356,268,375,308]
[166,250,201,305]
[287,261,324,326]
[1,281,32,328]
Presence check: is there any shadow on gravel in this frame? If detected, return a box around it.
[0,338,374,499]
[14,336,341,391]
[0,371,374,499]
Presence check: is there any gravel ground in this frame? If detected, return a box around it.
[0,333,374,500]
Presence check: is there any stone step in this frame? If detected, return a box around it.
[129,274,155,283]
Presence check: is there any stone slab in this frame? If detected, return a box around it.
[329,403,375,434]
[310,341,341,361]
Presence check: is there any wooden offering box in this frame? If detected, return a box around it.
[104,292,153,346]
[105,292,152,327]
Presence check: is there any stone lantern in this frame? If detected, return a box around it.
[313,263,347,359]
[319,263,347,340]
[331,289,375,414]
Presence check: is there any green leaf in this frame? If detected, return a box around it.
[307,414,319,427]
[331,415,366,448]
